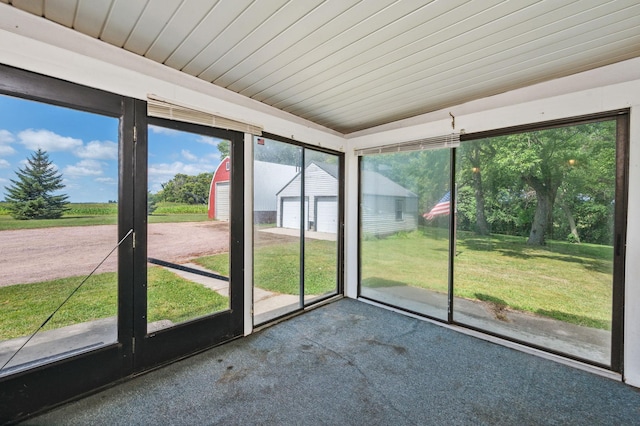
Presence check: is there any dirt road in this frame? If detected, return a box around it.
[0,221,232,287]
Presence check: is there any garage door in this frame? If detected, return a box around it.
[281,197,308,230]
[215,181,230,220]
[316,197,338,233]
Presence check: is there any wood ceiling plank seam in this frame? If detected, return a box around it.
[180,0,289,78]
[163,1,241,70]
[260,0,515,107]
[317,29,640,130]
[43,0,78,28]
[214,0,361,89]
[123,0,183,56]
[273,0,530,112]
[10,0,43,15]
[100,0,149,48]
[141,0,213,62]
[232,0,395,96]
[202,0,327,84]
[74,0,113,39]
[293,1,635,120]
[247,0,428,102]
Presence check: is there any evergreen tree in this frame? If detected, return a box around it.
[4,148,69,219]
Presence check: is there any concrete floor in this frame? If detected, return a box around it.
[23,299,640,425]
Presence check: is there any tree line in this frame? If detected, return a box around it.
[364,120,616,246]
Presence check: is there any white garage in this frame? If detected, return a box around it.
[277,162,340,233]
[315,197,338,233]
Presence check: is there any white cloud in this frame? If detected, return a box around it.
[63,159,104,177]
[0,129,14,144]
[0,145,16,156]
[18,129,83,152]
[75,140,117,160]
[148,161,214,183]
[149,125,180,136]
[196,135,219,146]
[181,149,198,162]
[95,177,117,184]
[0,159,10,168]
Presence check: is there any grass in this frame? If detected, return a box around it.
[193,239,338,296]
[0,202,211,230]
[0,267,227,340]
[361,228,613,330]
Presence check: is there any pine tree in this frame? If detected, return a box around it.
[4,148,69,219]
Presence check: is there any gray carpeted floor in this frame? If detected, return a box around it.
[24,299,640,425]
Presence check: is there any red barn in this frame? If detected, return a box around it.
[208,156,230,220]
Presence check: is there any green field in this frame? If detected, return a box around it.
[0,267,227,340]
[0,202,210,230]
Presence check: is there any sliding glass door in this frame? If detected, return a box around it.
[359,149,450,321]
[253,135,342,325]
[358,112,628,370]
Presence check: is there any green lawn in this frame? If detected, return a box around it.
[362,229,613,330]
[0,267,227,340]
[193,239,338,295]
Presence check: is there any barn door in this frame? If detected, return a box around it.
[133,115,244,372]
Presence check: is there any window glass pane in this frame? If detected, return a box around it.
[453,121,616,365]
[146,125,230,332]
[0,94,119,376]
[304,149,339,305]
[360,149,450,320]
[253,137,302,324]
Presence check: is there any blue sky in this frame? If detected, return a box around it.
[0,94,225,202]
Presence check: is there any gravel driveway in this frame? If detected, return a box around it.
[0,221,231,287]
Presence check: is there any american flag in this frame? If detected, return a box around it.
[423,191,450,220]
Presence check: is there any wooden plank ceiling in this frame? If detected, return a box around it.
[3,0,640,134]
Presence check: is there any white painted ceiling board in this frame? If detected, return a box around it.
[207,0,327,85]
[180,0,289,77]
[43,0,77,28]
[74,0,112,38]
[202,0,326,82]
[292,1,639,123]
[101,0,148,47]
[143,1,218,63]
[218,0,361,90]
[164,0,255,72]
[10,0,42,15]
[249,0,427,103]
[232,0,394,96]
[123,0,182,56]
[272,0,512,111]
[317,32,640,131]
[4,0,640,133]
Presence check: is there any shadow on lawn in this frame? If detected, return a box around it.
[361,277,407,288]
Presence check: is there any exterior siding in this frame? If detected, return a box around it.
[361,194,418,237]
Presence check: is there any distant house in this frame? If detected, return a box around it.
[209,157,298,222]
[277,162,418,236]
[208,156,231,220]
[360,170,419,237]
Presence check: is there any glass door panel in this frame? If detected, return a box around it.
[253,137,302,324]
[304,149,340,305]
[359,149,450,321]
[146,124,231,332]
[453,120,617,365]
[0,94,120,376]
